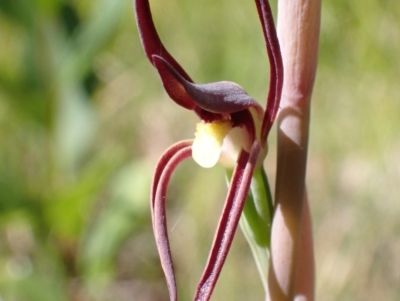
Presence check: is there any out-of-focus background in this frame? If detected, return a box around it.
[0,0,399,300]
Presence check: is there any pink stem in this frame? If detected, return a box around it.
[268,0,320,300]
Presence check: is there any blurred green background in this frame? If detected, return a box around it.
[0,0,399,300]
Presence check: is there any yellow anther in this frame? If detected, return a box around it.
[192,120,232,168]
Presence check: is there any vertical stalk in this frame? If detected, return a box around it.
[268,0,321,300]
[238,167,274,292]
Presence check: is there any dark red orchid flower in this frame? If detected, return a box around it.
[133,1,283,301]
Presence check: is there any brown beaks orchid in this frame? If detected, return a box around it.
[134,0,283,301]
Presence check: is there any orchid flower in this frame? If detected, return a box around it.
[134,0,283,301]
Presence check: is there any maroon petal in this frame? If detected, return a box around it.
[184,81,259,114]
[151,141,193,301]
[134,0,196,110]
[230,109,256,147]
[255,0,284,143]
[149,55,198,111]
[193,141,261,301]
[153,55,260,114]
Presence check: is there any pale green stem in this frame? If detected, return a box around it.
[226,166,273,293]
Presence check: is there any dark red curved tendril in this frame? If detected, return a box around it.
[194,141,261,301]
[134,0,192,82]
[151,140,193,215]
[255,0,284,144]
[134,0,196,110]
[134,0,223,121]
[151,142,193,301]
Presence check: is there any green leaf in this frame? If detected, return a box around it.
[226,166,273,293]
[80,161,151,294]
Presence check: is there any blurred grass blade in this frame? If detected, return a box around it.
[81,161,151,294]
[60,0,126,83]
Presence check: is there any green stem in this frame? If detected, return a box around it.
[226,166,273,292]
